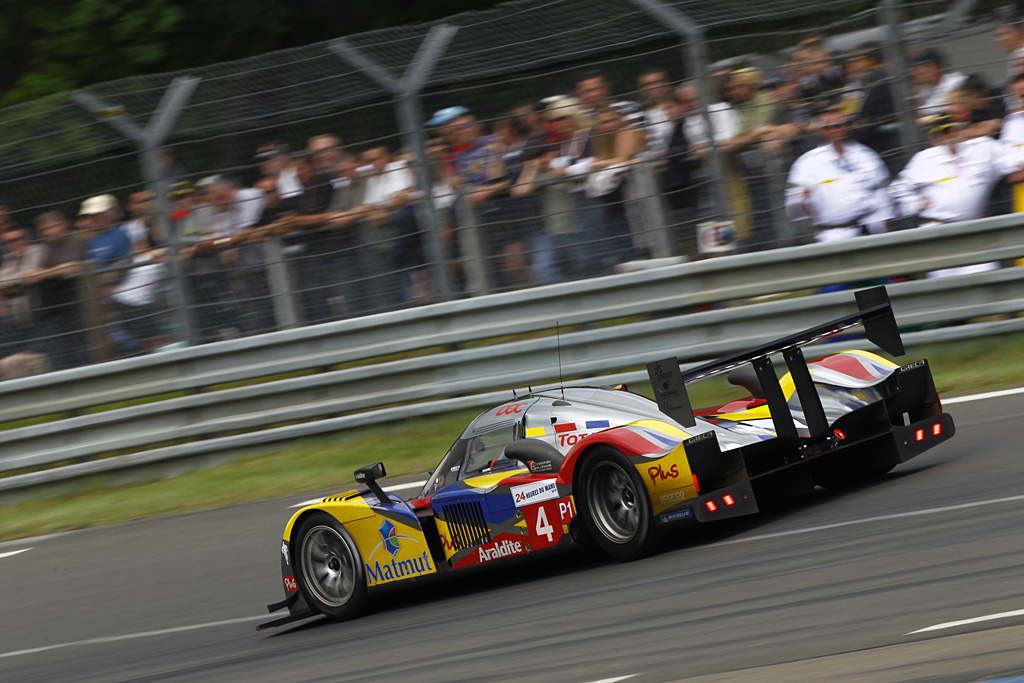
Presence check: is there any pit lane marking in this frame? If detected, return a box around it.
[906,608,1024,635]
[289,480,427,509]
[0,548,31,560]
[719,493,1024,546]
[0,614,267,660]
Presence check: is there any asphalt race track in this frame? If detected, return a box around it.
[2,392,1024,683]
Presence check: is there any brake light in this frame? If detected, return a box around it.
[705,501,717,512]
[932,423,941,436]
[723,494,735,506]
[915,429,924,442]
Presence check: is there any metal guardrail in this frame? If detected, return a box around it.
[1,213,1022,424]
[0,215,1022,492]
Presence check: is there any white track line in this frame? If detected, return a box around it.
[0,548,32,560]
[0,614,266,660]
[907,608,1024,635]
[583,676,637,683]
[943,386,1024,405]
[289,480,426,509]
[720,493,1024,546]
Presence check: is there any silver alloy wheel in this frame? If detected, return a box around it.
[587,460,641,544]
[300,525,357,608]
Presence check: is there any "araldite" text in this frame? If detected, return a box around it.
[478,539,523,562]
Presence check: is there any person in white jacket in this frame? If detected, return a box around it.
[890,112,1024,277]
[785,109,893,242]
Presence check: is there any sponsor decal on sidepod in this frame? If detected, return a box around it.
[511,480,559,507]
[478,539,524,563]
[366,518,433,585]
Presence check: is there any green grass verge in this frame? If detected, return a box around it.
[1,332,1023,542]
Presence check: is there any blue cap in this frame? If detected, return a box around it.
[427,106,469,126]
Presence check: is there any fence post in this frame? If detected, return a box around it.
[880,0,923,163]
[263,236,300,329]
[72,77,200,346]
[453,192,491,296]
[629,0,730,222]
[630,154,673,258]
[330,25,458,303]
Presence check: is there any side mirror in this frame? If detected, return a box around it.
[354,462,386,483]
[354,462,389,504]
[503,439,564,474]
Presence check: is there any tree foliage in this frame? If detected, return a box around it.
[0,0,502,108]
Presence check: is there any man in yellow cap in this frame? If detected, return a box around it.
[890,112,1024,276]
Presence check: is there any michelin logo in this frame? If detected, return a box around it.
[478,539,523,562]
[511,480,559,507]
[659,509,692,523]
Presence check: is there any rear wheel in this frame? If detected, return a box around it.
[577,447,660,560]
[293,512,368,620]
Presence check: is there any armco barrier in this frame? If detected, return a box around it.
[0,214,1021,425]
[0,264,1023,484]
[3,317,1022,494]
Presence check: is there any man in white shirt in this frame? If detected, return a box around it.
[637,67,675,155]
[786,109,893,242]
[910,48,966,119]
[361,146,427,303]
[890,112,1024,276]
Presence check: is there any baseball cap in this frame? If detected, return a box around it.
[543,96,581,121]
[427,106,469,127]
[78,194,119,216]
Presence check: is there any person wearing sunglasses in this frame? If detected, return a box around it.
[785,107,893,243]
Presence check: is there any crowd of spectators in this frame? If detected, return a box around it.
[3,17,1024,376]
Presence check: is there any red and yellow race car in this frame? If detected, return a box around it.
[259,287,954,628]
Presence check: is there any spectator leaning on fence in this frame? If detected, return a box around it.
[721,67,778,250]
[28,210,89,370]
[785,108,892,243]
[586,106,645,271]
[890,112,1024,277]
[361,145,432,304]
[637,66,676,155]
[174,180,239,343]
[202,175,268,335]
[0,226,44,359]
[79,194,131,269]
[543,95,591,279]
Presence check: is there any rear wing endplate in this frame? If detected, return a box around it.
[646,286,904,435]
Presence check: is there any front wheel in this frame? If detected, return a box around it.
[293,512,368,621]
[577,447,660,560]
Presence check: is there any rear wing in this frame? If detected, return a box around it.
[646,286,904,437]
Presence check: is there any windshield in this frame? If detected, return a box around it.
[418,424,523,498]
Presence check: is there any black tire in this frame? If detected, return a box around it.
[292,512,368,621]
[576,446,661,561]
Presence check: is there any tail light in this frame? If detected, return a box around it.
[705,501,717,512]
[723,494,736,506]
[932,423,942,436]
[915,429,925,442]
